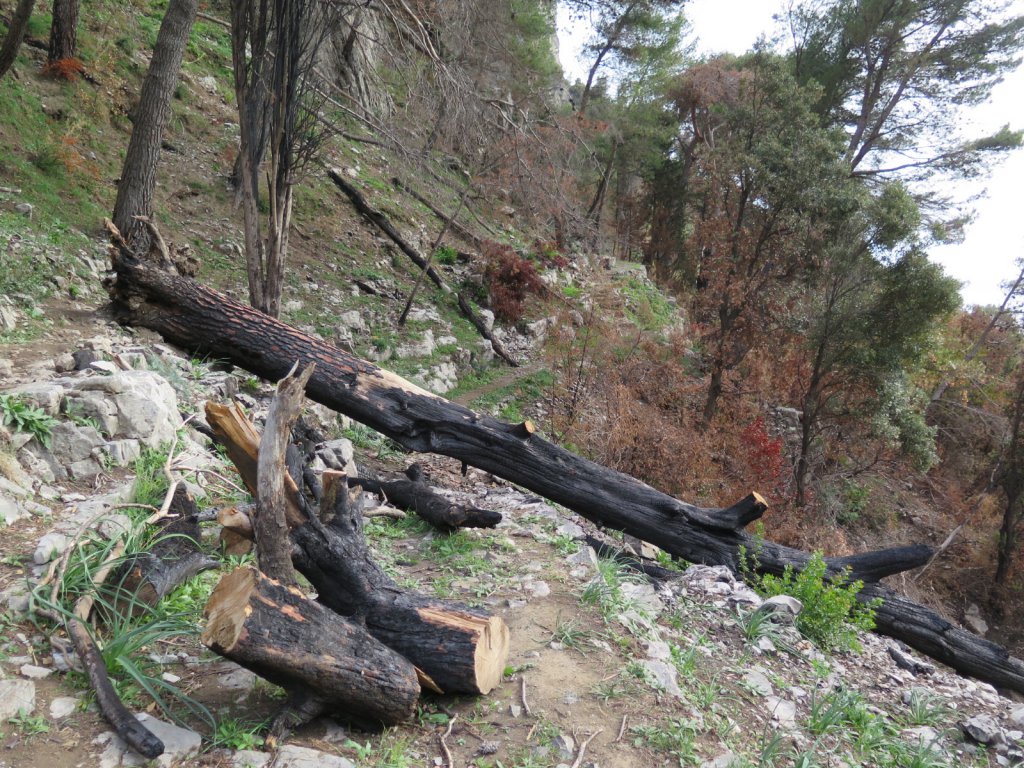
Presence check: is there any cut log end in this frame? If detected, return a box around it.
[417,607,510,694]
[201,567,259,654]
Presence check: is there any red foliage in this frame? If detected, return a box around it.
[741,416,787,499]
[531,238,568,269]
[43,57,85,81]
[482,240,545,323]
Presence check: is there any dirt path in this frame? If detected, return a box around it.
[451,359,547,407]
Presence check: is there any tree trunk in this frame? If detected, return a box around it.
[202,566,420,726]
[0,0,36,81]
[106,252,1024,694]
[47,0,78,64]
[111,0,198,253]
[205,402,511,694]
[355,463,502,531]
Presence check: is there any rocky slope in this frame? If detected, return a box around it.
[0,309,1022,768]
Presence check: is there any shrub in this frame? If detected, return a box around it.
[482,240,545,322]
[742,550,880,652]
[434,245,458,266]
[42,57,86,81]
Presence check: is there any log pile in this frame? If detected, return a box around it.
[198,380,509,738]
[104,227,1024,696]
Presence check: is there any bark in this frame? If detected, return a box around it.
[205,403,511,694]
[0,0,36,80]
[202,566,420,727]
[66,619,164,758]
[106,252,1024,694]
[47,0,78,64]
[115,486,219,608]
[111,0,198,254]
[354,463,502,531]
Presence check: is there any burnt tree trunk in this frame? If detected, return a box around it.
[107,250,1024,694]
[206,403,511,694]
[202,567,420,727]
[111,0,198,253]
[355,463,502,531]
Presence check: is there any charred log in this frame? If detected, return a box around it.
[353,463,501,530]
[107,242,1024,694]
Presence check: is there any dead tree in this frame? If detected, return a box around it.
[104,243,1024,694]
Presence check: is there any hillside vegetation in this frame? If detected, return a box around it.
[1,0,1024,763]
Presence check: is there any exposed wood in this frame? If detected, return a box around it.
[353,463,502,531]
[107,253,1024,693]
[206,405,511,694]
[202,567,420,727]
[255,362,315,585]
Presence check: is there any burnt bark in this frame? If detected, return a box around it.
[355,463,502,531]
[202,566,420,727]
[111,0,198,253]
[205,403,511,694]
[107,253,1024,694]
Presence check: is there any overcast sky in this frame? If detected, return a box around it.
[558,0,1024,308]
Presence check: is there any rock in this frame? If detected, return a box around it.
[902,726,942,750]
[54,352,77,373]
[79,371,179,448]
[961,714,1003,744]
[316,438,356,475]
[742,668,774,696]
[0,495,28,526]
[19,664,52,679]
[479,309,495,332]
[97,713,201,768]
[552,732,575,759]
[9,381,64,414]
[397,329,436,358]
[49,422,106,463]
[0,357,13,379]
[104,438,142,466]
[49,696,79,719]
[756,595,803,625]
[33,532,70,564]
[273,745,356,768]
[233,750,271,768]
[474,339,495,363]
[525,580,550,598]
[888,644,935,676]
[1010,705,1024,729]
[764,695,797,727]
[14,202,33,217]
[337,310,366,331]
[702,754,739,768]
[72,348,101,370]
[0,679,35,720]
[198,75,218,92]
[640,659,682,697]
[964,603,989,636]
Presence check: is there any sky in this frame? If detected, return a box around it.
[558,0,1024,308]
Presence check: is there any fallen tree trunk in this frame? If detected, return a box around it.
[106,247,1024,694]
[206,403,510,694]
[202,566,420,728]
[355,463,502,530]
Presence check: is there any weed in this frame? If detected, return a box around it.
[903,688,951,727]
[132,445,173,508]
[434,244,458,265]
[741,549,880,652]
[631,718,699,765]
[0,394,59,447]
[7,710,49,737]
[212,717,267,750]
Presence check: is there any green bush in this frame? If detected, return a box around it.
[434,245,458,266]
[743,550,880,652]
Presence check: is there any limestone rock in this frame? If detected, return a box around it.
[0,679,36,720]
[273,745,356,768]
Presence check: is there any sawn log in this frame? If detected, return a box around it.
[106,245,1024,694]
